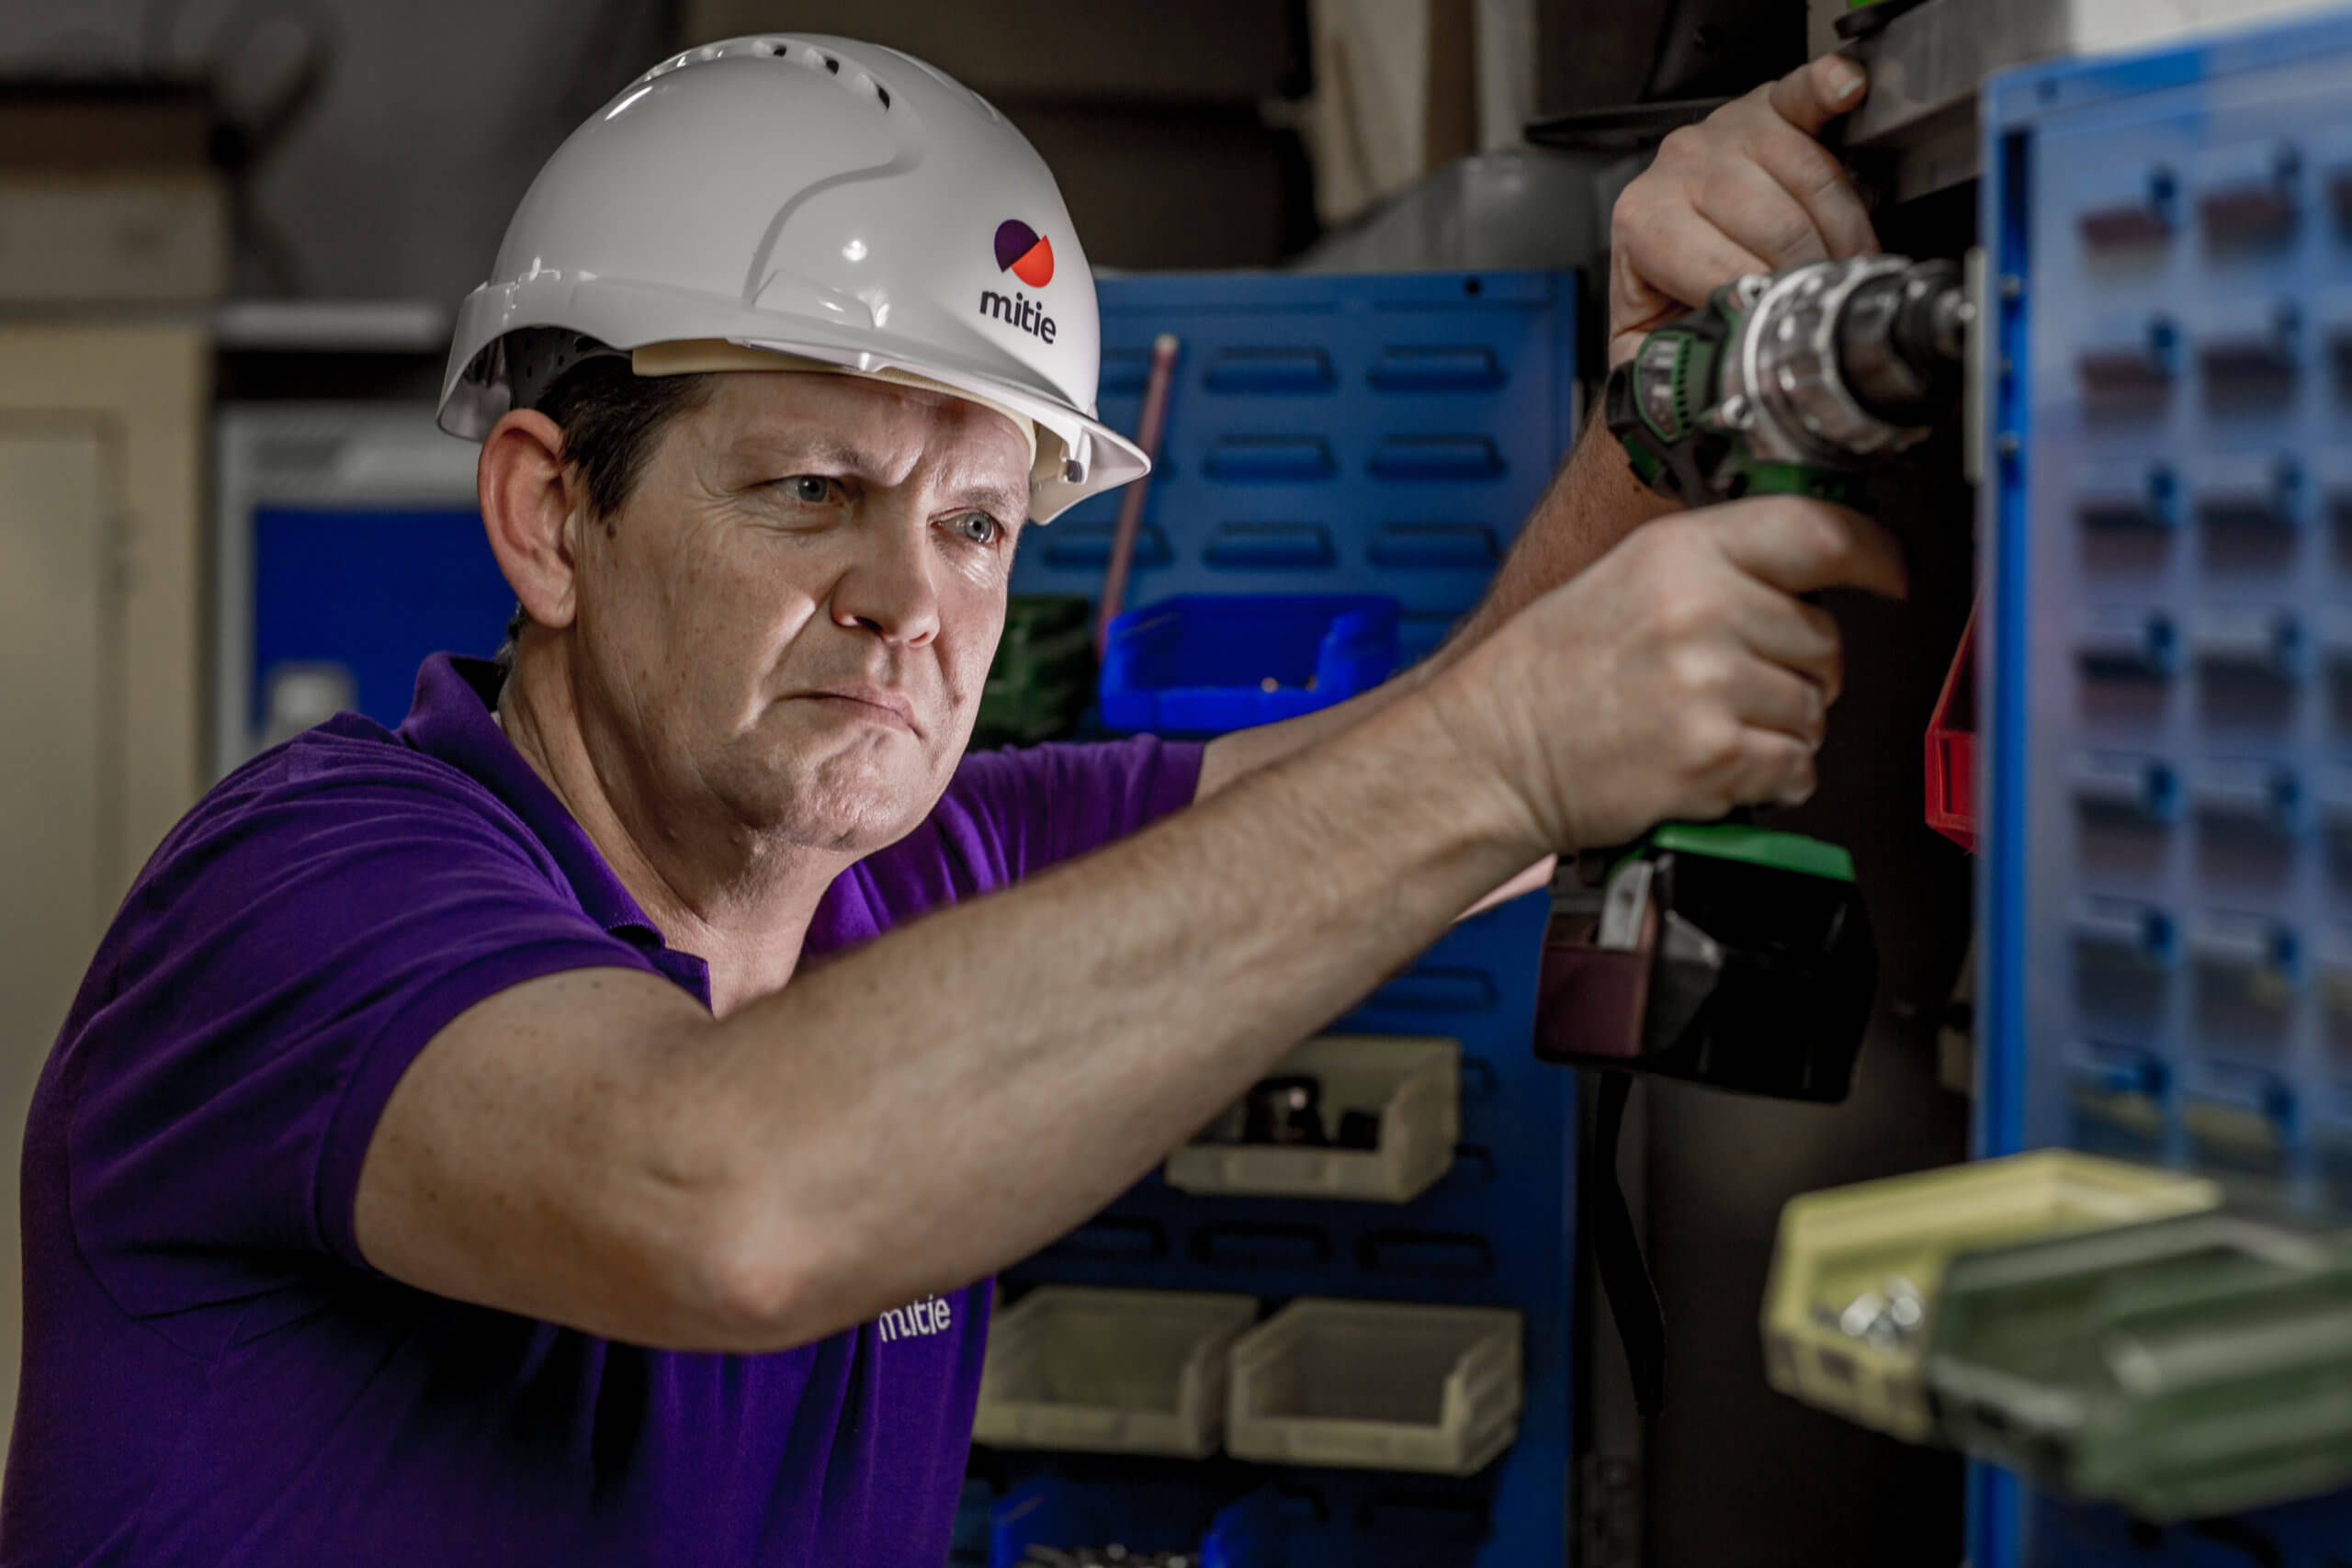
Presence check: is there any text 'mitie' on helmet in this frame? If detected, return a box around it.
[437,35,1148,523]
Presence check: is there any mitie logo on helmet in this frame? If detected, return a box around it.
[981,220,1057,344]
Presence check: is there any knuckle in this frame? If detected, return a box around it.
[1651,582,1714,641]
[1611,188,1658,245]
[1666,642,1727,696]
[1783,501,1849,558]
[1658,125,1708,165]
[1677,710,1743,773]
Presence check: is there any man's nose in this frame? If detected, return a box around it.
[828,519,943,648]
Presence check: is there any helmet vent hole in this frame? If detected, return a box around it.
[875,83,890,108]
[822,53,839,73]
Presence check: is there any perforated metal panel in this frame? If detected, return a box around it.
[1982,14,2352,1562]
[1010,270,1581,663]
[992,268,1580,1568]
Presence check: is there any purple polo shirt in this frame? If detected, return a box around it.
[6,654,1202,1567]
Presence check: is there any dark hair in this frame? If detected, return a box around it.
[495,353,715,667]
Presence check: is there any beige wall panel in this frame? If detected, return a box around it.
[0,326,209,888]
[0,326,208,1467]
[0,423,109,1472]
[0,176,230,305]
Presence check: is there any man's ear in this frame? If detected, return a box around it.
[479,409,582,633]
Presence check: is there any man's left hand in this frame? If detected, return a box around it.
[1608,53,1880,367]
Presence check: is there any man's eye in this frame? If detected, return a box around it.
[779,476,833,504]
[945,512,1002,546]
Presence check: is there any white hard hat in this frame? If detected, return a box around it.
[438,34,1147,523]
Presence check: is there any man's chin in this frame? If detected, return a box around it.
[721,758,944,856]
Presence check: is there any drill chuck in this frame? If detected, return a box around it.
[1835,258,1968,426]
[1605,254,1973,504]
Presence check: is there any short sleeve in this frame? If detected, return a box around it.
[64,753,662,1321]
[950,733,1205,882]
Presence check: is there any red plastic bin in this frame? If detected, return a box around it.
[1925,604,1977,853]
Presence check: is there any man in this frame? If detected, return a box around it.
[5,34,1894,1568]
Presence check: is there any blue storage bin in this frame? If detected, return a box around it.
[1097,594,1401,734]
[989,1474,1222,1568]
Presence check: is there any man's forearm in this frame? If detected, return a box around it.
[364,684,1538,1352]
[1440,412,1679,665]
[695,685,1541,1345]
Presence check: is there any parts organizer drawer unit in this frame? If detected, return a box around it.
[1982,14,2352,1562]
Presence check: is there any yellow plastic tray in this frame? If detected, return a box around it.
[1760,1150,2220,1440]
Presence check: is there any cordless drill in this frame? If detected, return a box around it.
[1537,256,1975,1416]
[1541,254,1976,1100]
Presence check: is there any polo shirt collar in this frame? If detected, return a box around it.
[395,654,670,949]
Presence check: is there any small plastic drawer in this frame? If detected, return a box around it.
[1097,593,1400,734]
[1759,1150,2221,1442]
[1927,1212,2352,1523]
[1225,1298,1522,1475]
[1164,1034,1460,1204]
[973,1286,1258,1458]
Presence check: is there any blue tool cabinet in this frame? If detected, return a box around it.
[1981,15,2352,1564]
[980,269,1581,1565]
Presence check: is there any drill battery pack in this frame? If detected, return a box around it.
[1531,823,1877,1101]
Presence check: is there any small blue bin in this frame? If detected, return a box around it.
[1097,594,1403,735]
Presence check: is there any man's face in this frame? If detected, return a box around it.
[568,371,1030,856]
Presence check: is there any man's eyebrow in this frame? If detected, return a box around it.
[734,436,875,472]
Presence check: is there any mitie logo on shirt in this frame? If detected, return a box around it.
[877,1292,955,1344]
[979,219,1057,344]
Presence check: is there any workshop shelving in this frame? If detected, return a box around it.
[988,266,1578,1567]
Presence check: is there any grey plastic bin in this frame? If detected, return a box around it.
[973,1286,1259,1458]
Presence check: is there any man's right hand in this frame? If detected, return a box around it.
[1430,494,1910,853]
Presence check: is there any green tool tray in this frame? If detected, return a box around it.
[975,595,1097,746]
[1927,1210,2352,1523]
